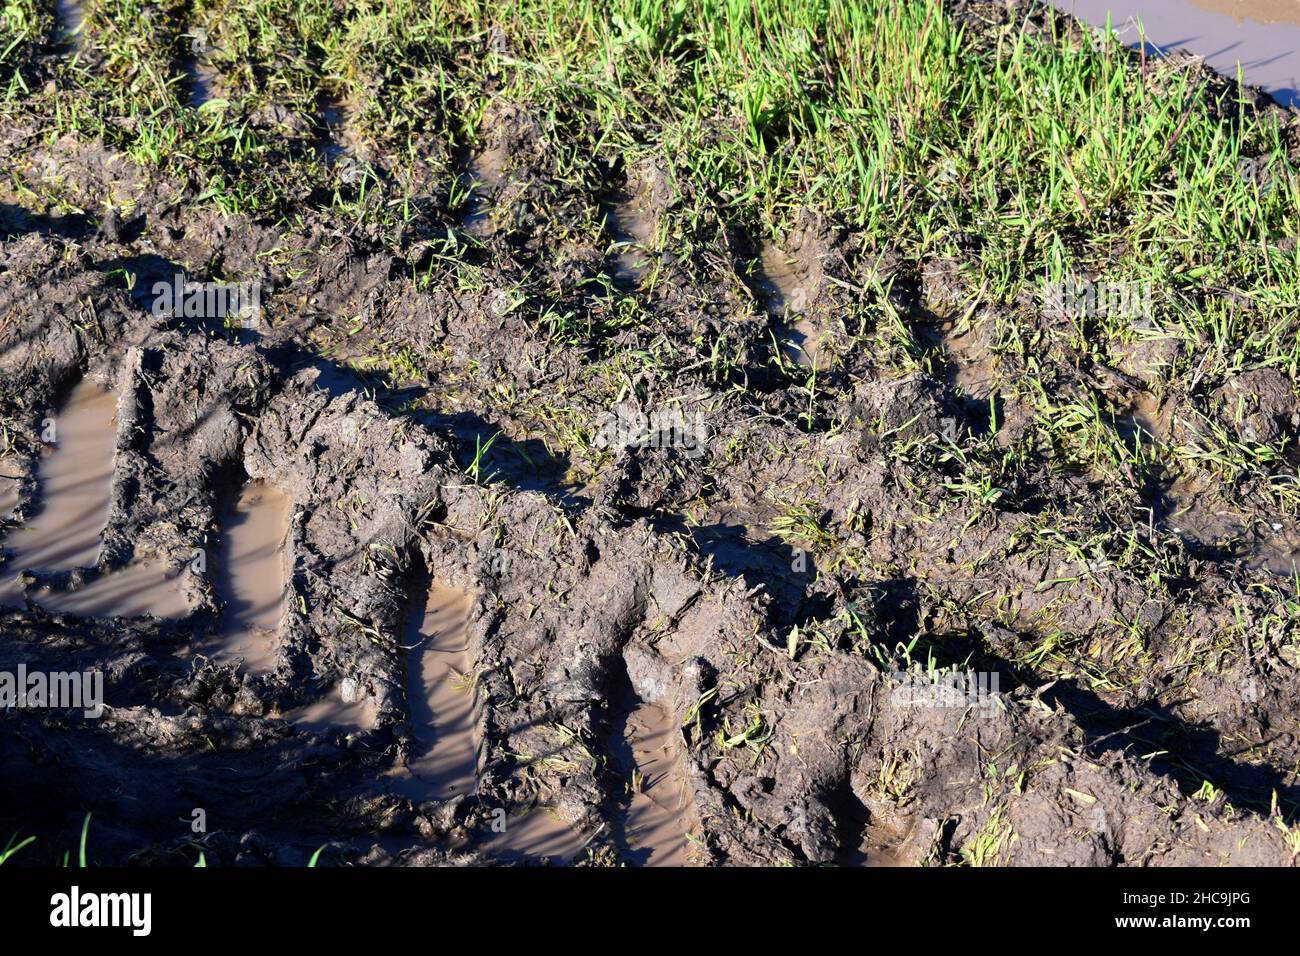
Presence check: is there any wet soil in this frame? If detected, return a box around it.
[607,690,697,866]
[460,146,507,236]
[388,578,591,862]
[203,481,290,673]
[754,243,822,367]
[0,378,191,618]
[390,581,479,802]
[1047,0,1300,106]
[3,0,1300,869]
[0,458,19,519]
[2,378,117,582]
[605,195,657,288]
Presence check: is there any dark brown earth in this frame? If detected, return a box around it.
[3,1,1300,867]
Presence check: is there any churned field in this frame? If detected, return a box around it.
[1,0,1299,866]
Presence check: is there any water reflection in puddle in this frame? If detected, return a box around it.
[390,576,588,862]
[1042,0,1300,107]
[459,146,506,236]
[201,480,290,672]
[756,244,820,367]
[0,379,190,618]
[605,196,656,287]
[609,692,696,866]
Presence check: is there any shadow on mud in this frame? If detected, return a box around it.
[1,202,95,242]
[931,617,1300,818]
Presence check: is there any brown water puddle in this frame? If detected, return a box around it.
[390,578,587,861]
[24,562,193,619]
[480,804,589,862]
[605,196,656,287]
[0,379,191,618]
[0,457,20,520]
[919,319,999,401]
[1162,479,1300,575]
[835,800,911,866]
[287,687,377,733]
[389,581,480,801]
[756,244,821,367]
[1047,0,1300,107]
[460,145,507,236]
[1114,388,1175,452]
[838,837,908,867]
[202,481,290,672]
[608,691,697,866]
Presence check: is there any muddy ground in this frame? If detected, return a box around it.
[3,0,1300,866]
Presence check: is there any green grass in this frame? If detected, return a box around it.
[0,831,35,865]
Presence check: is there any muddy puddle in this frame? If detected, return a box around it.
[915,318,1000,411]
[15,561,192,619]
[1043,0,1300,107]
[390,581,480,801]
[286,687,377,733]
[0,379,191,618]
[480,804,589,862]
[604,195,656,287]
[318,97,356,167]
[837,835,907,867]
[389,578,590,862]
[459,145,506,236]
[1161,480,1300,575]
[0,457,19,520]
[608,691,696,866]
[184,43,218,110]
[755,244,820,367]
[832,795,911,866]
[201,481,290,672]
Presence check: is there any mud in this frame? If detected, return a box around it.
[390,580,479,802]
[1161,479,1300,576]
[390,577,591,862]
[605,195,657,287]
[2,0,1300,870]
[0,378,191,618]
[608,691,697,866]
[480,805,590,863]
[2,378,117,581]
[286,688,379,734]
[460,146,507,236]
[203,481,290,674]
[0,457,19,519]
[755,244,821,367]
